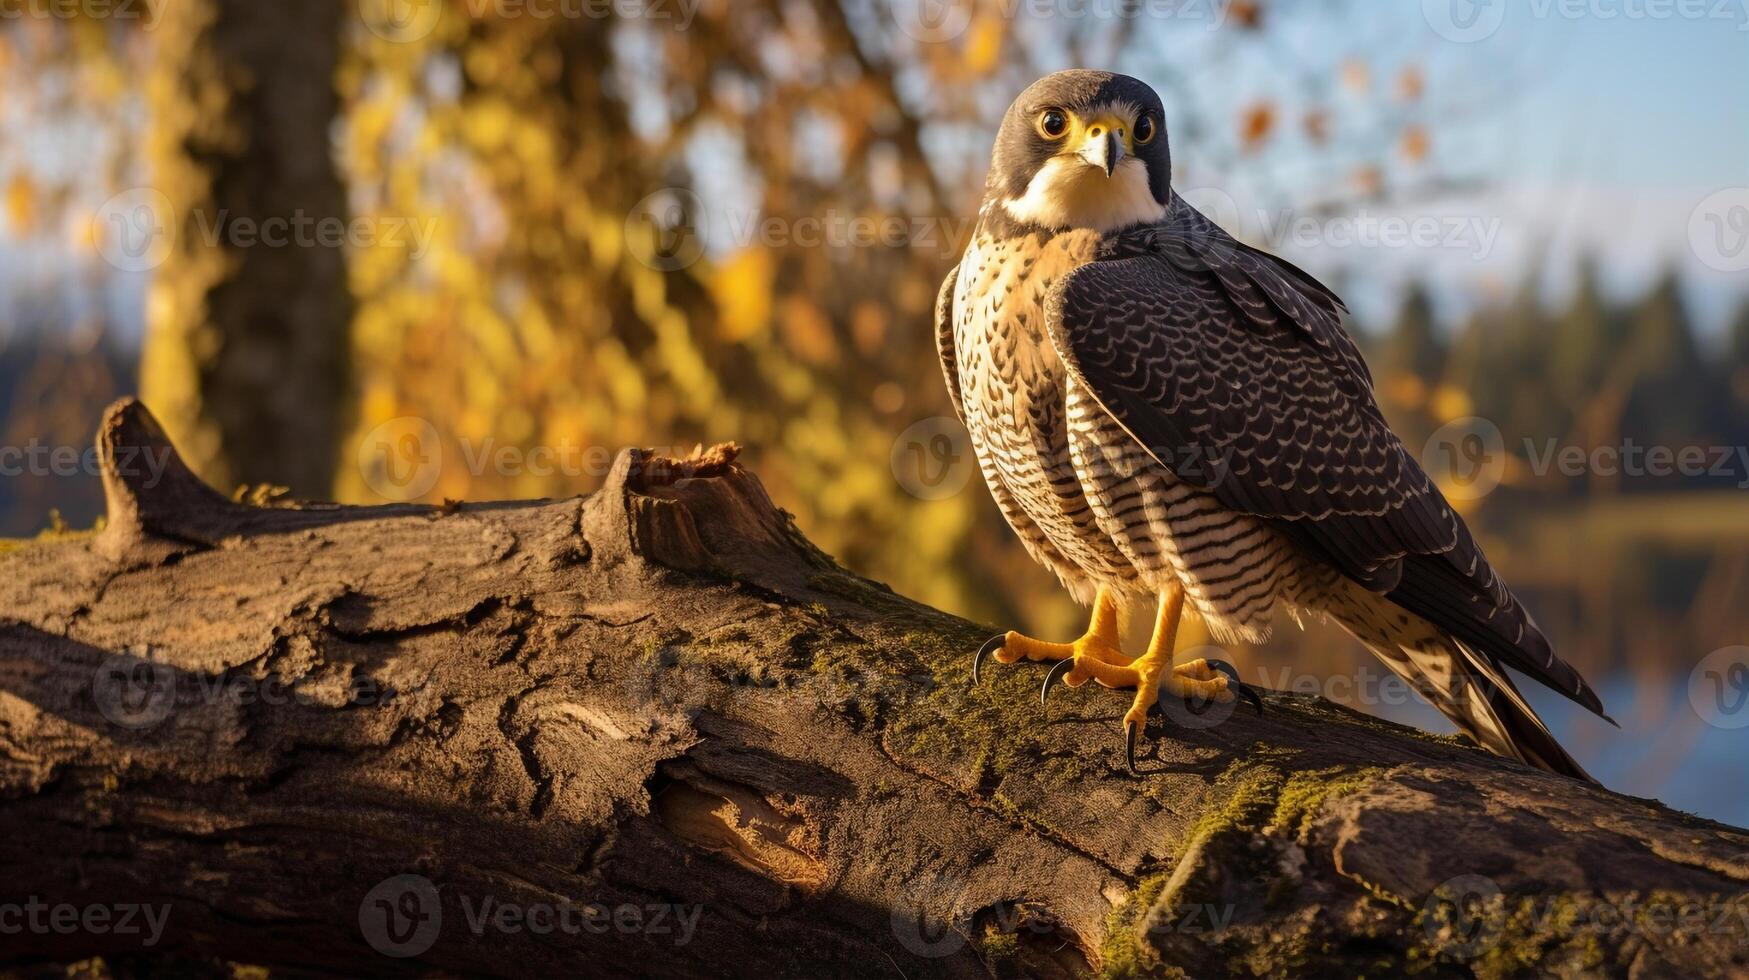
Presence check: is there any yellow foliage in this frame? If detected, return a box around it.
[710,247,775,342]
[964,15,1004,75]
[5,174,34,235]
[780,296,838,365]
[1381,372,1427,409]
[1430,384,1474,423]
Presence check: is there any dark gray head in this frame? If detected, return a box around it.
[985,70,1172,232]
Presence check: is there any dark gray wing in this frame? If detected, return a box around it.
[1044,199,1607,719]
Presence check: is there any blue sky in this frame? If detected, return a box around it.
[1507,8,1748,188]
[979,0,1749,333]
[2,5,1746,343]
[1259,3,1749,331]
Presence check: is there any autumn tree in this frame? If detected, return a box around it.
[138,0,356,497]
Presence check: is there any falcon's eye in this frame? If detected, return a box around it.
[1037,108,1069,140]
[1134,115,1156,145]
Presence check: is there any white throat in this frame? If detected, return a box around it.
[1000,156,1166,232]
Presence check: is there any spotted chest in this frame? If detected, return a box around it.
[949,226,1323,638]
[950,227,1137,599]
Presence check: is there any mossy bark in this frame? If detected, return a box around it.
[1,400,1745,978]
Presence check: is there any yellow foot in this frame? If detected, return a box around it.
[1118,656,1263,772]
[971,586,1131,685]
[970,587,1262,774]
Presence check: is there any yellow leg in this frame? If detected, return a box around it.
[977,587,1133,674]
[1042,587,1226,702]
[972,584,1261,773]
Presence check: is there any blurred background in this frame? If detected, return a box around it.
[1,1,1745,821]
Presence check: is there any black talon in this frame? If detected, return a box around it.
[1204,659,1263,716]
[972,635,1006,684]
[1040,658,1075,704]
[1125,719,1141,774]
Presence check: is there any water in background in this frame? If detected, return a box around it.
[1369,670,1747,828]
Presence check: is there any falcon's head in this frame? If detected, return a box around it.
[986,70,1171,233]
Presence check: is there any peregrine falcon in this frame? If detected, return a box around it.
[942,70,1609,778]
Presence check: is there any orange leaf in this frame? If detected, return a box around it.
[780,295,838,365]
[1352,165,1383,197]
[1397,66,1426,103]
[1239,102,1276,152]
[1340,58,1370,96]
[1401,125,1430,164]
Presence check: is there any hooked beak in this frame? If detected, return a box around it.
[1078,128,1124,178]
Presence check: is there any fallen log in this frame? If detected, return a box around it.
[0,399,1745,978]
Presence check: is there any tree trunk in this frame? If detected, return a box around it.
[139,0,352,497]
[2,400,1746,979]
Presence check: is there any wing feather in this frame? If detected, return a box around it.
[1044,199,1607,719]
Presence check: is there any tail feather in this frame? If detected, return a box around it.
[1322,584,1595,782]
[1421,639,1593,782]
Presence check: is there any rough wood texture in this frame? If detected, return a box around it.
[2,399,1746,979]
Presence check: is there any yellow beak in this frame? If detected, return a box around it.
[1076,116,1127,177]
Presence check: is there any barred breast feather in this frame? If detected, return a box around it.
[937,193,1609,780]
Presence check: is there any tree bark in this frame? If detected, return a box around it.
[1,400,1746,979]
[139,0,353,497]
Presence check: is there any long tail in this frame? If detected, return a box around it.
[1323,583,1594,782]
